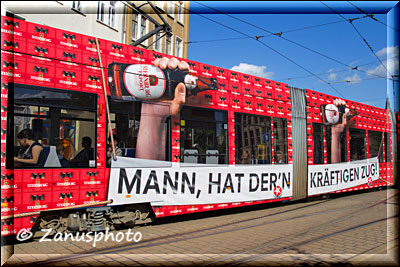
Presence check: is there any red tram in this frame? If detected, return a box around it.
[1,16,394,239]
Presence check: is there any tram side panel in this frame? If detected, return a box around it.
[0,16,393,237]
[305,89,392,197]
[105,58,296,216]
[1,16,295,235]
[1,16,110,237]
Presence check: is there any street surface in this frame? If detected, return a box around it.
[2,188,398,266]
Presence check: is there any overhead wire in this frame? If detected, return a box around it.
[123,1,393,85]
[185,36,251,44]
[185,17,363,44]
[279,18,351,34]
[347,1,399,32]
[277,55,399,81]
[126,2,396,105]
[320,1,394,79]
[1,6,390,105]
[327,76,390,84]
[132,2,396,107]
[194,1,391,82]
[177,2,347,98]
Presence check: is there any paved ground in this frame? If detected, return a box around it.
[1,187,398,266]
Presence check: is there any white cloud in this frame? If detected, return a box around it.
[230,63,274,79]
[344,73,362,84]
[327,68,337,80]
[366,45,399,76]
[366,64,387,77]
[376,46,398,58]
[366,58,399,77]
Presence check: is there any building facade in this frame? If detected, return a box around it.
[1,1,127,43]
[1,1,190,56]
[124,1,190,59]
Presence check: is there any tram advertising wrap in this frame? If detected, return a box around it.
[308,157,379,196]
[1,16,393,239]
[108,158,292,206]
[106,58,293,206]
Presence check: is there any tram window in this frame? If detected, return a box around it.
[312,123,324,164]
[384,133,391,163]
[235,113,272,164]
[349,128,366,161]
[273,118,288,164]
[325,126,347,164]
[180,107,228,164]
[13,85,97,169]
[107,97,171,164]
[14,86,96,110]
[108,99,141,159]
[368,130,383,162]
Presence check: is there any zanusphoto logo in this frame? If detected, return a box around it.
[16,227,142,247]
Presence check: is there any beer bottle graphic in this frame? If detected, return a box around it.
[108,63,218,100]
[320,103,358,125]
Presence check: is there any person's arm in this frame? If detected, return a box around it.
[331,99,347,164]
[331,133,341,163]
[135,57,189,161]
[136,105,167,160]
[69,150,87,164]
[115,147,123,157]
[14,145,43,165]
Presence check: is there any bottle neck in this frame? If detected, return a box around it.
[196,76,218,90]
[184,74,197,90]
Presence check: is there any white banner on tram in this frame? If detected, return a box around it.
[308,157,379,196]
[107,157,293,206]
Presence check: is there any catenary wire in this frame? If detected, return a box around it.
[185,36,252,44]
[185,16,366,44]
[172,2,347,98]
[122,0,395,94]
[194,1,391,82]
[347,1,399,32]
[277,55,399,81]
[320,1,394,78]
[327,75,391,84]
[123,1,394,92]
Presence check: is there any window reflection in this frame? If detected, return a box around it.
[384,133,391,163]
[235,113,272,164]
[368,130,383,162]
[349,128,366,161]
[181,107,228,164]
[13,85,96,169]
[273,118,288,164]
[313,123,324,164]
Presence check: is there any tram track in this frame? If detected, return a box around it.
[225,215,396,266]
[27,198,330,247]
[24,190,396,266]
[206,191,398,265]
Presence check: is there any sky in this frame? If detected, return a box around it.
[186,1,399,109]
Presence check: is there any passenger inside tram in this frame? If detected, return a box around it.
[239,149,252,164]
[57,144,70,168]
[69,136,94,167]
[107,135,123,166]
[275,151,285,164]
[13,129,45,168]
